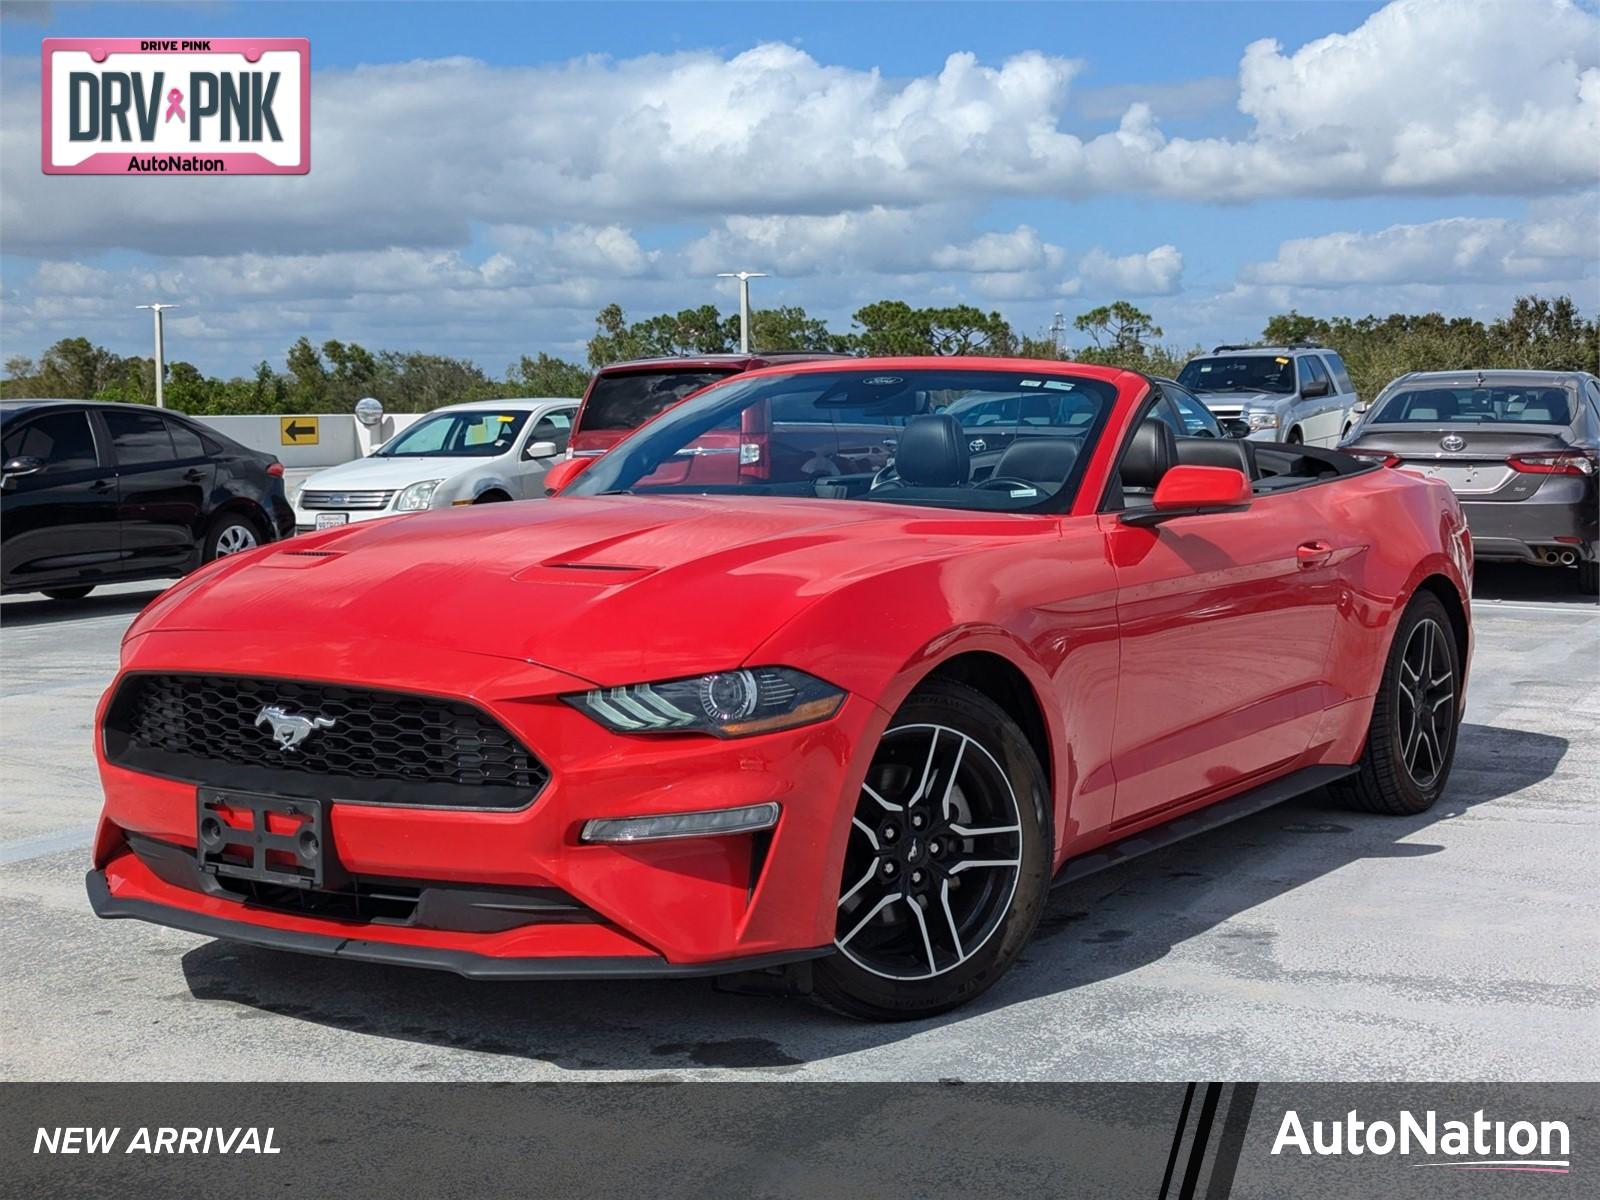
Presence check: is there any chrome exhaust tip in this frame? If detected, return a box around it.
[1559,550,1577,566]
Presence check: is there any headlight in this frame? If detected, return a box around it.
[1246,411,1279,430]
[567,667,844,737]
[394,479,444,511]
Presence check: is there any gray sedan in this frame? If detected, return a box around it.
[1341,370,1599,594]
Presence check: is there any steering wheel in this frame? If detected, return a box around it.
[975,475,1040,493]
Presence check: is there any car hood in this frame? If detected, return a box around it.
[131,495,1052,685]
[300,456,487,491]
[1191,390,1283,411]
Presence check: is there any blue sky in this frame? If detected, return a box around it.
[2,0,1596,378]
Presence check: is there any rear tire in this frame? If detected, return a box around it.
[1579,554,1598,597]
[1333,591,1461,815]
[813,679,1051,1021]
[41,586,94,601]
[203,512,263,563]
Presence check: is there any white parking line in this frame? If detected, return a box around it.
[0,825,96,866]
[1474,601,1599,616]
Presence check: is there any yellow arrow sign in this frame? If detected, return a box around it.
[280,416,320,445]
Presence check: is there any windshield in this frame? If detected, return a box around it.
[378,410,530,457]
[1371,385,1575,426]
[578,369,739,433]
[566,368,1118,512]
[1178,356,1295,394]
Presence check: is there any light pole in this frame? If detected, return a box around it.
[716,271,767,353]
[135,303,180,408]
[1049,311,1066,357]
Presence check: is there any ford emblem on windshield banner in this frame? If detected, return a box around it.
[42,38,309,175]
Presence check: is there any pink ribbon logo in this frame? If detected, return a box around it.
[164,88,185,123]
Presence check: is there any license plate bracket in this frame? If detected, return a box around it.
[315,512,349,529]
[197,788,328,889]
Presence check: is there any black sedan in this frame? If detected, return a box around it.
[2,400,295,600]
[1341,370,1600,594]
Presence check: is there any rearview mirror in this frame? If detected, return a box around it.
[542,455,595,495]
[523,440,559,460]
[1122,465,1251,526]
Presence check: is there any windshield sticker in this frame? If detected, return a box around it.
[1042,380,1073,391]
[861,376,902,386]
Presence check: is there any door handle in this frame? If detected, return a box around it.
[183,469,206,482]
[89,478,114,493]
[1296,540,1334,568]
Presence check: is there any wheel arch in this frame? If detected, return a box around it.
[913,649,1055,822]
[208,497,272,538]
[1414,572,1470,670]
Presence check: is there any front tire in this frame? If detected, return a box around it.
[813,679,1051,1021]
[1579,553,1598,597]
[1333,591,1461,815]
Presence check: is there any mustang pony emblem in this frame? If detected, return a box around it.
[255,705,336,752]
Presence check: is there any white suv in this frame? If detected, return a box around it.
[1176,345,1363,447]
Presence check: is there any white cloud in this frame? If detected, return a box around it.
[3,0,1596,261]
[1073,245,1184,295]
[1241,193,1600,287]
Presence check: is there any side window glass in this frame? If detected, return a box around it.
[3,411,99,471]
[1323,353,1355,393]
[167,420,206,459]
[1150,396,1184,434]
[102,409,177,466]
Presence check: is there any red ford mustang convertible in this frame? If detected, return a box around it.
[89,360,1472,1019]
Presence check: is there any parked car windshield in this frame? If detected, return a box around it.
[1178,356,1295,394]
[578,369,739,432]
[1371,385,1575,425]
[566,368,1118,512]
[377,410,531,457]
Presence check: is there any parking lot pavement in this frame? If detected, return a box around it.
[2,565,1595,1082]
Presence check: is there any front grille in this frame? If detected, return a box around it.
[299,489,394,510]
[104,674,547,809]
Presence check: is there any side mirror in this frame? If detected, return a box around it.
[1122,465,1251,527]
[1221,418,1251,439]
[1301,378,1330,399]
[2,455,44,490]
[523,440,559,461]
[541,455,595,495]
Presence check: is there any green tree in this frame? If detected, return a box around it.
[747,305,850,353]
[1072,302,1162,358]
[285,337,329,408]
[510,353,591,397]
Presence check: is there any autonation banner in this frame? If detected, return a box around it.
[3,1083,1592,1197]
[41,38,309,175]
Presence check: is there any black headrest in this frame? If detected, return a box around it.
[1120,418,1177,489]
[992,437,1080,485]
[1175,435,1256,479]
[896,414,969,487]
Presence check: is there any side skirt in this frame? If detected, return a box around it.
[1052,764,1356,889]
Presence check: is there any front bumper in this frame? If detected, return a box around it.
[91,630,881,972]
[86,867,829,980]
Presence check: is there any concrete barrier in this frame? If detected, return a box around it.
[191,412,425,468]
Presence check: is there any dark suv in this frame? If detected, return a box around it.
[1,400,294,600]
[567,352,853,460]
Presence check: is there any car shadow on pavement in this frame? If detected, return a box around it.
[0,586,165,628]
[178,720,1568,1073]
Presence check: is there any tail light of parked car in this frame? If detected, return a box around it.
[1507,451,1596,476]
[266,462,285,477]
[737,403,770,482]
[1344,449,1402,468]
